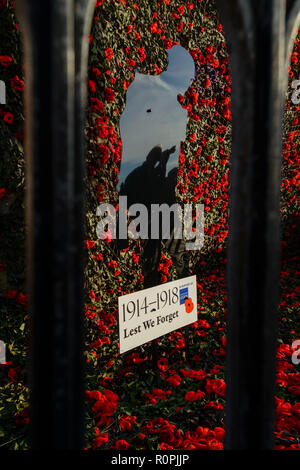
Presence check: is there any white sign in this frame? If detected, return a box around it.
[118,275,197,354]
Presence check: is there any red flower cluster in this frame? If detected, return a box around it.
[85,389,119,428]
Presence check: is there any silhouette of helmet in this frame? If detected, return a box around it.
[146,145,162,166]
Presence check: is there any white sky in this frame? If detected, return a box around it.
[118,46,195,186]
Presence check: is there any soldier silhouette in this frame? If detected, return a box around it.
[117,46,194,288]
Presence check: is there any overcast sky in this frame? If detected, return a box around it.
[118,46,195,187]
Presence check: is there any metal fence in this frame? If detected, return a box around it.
[14,0,300,450]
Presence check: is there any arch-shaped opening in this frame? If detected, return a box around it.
[118,45,195,185]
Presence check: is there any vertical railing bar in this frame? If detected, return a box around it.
[15,0,86,449]
[216,0,286,449]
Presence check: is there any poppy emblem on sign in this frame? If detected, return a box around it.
[184,297,194,314]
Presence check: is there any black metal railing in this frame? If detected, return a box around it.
[15,0,299,450]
